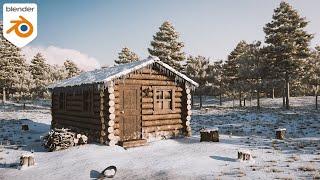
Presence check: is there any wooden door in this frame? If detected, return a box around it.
[119,85,141,141]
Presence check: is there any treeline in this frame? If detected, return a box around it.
[114,2,319,110]
[0,23,81,101]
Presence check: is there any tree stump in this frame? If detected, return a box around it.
[238,150,252,161]
[20,154,35,168]
[21,124,29,131]
[275,128,286,140]
[200,128,219,142]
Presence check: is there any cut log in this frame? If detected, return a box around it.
[142,114,181,121]
[143,124,183,133]
[108,87,114,93]
[275,128,286,140]
[109,93,115,100]
[109,107,115,113]
[21,124,29,131]
[238,150,252,161]
[109,114,116,120]
[142,109,153,115]
[108,120,115,127]
[108,127,114,133]
[142,119,182,127]
[142,98,153,103]
[109,100,115,107]
[200,128,219,142]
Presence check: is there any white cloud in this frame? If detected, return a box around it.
[22,46,101,71]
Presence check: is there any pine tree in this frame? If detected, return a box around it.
[0,22,27,100]
[207,60,225,106]
[64,60,80,78]
[263,1,313,109]
[30,53,50,98]
[49,64,68,83]
[115,47,139,65]
[238,41,268,109]
[185,55,210,108]
[148,21,185,70]
[223,40,249,107]
[303,46,320,109]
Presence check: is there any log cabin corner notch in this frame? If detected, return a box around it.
[48,56,199,148]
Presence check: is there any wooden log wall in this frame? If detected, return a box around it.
[51,84,101,142]
[110,66,186,142]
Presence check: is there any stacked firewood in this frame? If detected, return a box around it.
[43,128,88,151]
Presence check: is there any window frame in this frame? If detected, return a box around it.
[153,86,175,114]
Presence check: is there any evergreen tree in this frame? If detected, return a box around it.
[49,64,68,83]
[64,60,80,78]
[30,53,49,98]
[263,1,313,109]
[303,46,320,109]
[223,40,249,107]
[0,22,27,99]
[207,60,225,106]
[185,55,210,108]
[238,41,267,109]
[115,47,139,65]
[148,21,185,70]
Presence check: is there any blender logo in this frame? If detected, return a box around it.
[3,3,37,47]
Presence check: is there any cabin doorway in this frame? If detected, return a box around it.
[119,85,142,141]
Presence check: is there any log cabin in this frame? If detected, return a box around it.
[48,57,198,148]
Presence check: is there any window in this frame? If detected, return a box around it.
[83,89,93,113]
[59,92,65,110]
[153,87,175,114]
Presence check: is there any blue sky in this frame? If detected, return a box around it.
[1,0,320,68]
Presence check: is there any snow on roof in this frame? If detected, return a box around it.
[48,57,199,89]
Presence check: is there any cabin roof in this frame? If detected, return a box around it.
[48,57,199,89]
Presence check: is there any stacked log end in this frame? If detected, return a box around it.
[99,84,107,144]
[107,82,118,146]
[20,154,35,168]
[185,87,192,137]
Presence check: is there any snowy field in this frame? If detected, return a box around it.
[0,97,320,179]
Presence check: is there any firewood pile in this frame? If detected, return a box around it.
[43,128,88,152]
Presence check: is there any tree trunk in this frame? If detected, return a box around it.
[282,85,286,108]
[219,82,222,106]
[272,87,275,99]
[250,90,252,107]
[316,86,318,110]
[199,94,203,109]
[257,88,260,110]
[285,79,290,110]
[232,91,235,107]
[2,87,6,105]
[239,92,242,107]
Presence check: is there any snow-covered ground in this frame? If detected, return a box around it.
[0,97,320,179]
